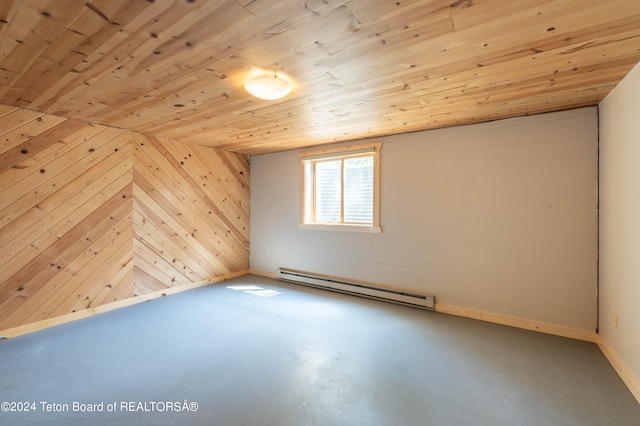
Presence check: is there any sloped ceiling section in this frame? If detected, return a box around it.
[0,107,249,331]
[0,0,639,155]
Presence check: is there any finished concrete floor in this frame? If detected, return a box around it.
[1,274,639,426]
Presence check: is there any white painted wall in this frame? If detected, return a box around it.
[599,63,640,391]
[251,108,598,331]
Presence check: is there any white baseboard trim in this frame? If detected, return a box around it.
[596,335,640,405]
[0,270,248,338]
[435,303,597,342]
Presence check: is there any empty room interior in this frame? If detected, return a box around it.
[1,0,640,425]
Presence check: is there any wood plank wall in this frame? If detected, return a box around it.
[132,133,249,295]
[0,106,249,332]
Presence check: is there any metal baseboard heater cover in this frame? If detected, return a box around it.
[277,267,434,311]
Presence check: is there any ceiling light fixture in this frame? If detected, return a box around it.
[244,72,292,100]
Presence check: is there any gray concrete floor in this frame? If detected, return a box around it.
[1,274,639,426]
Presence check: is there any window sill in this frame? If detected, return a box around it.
[299,223,382,233]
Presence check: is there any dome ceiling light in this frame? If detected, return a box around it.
[244,71,292,100]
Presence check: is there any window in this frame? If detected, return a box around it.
[300,142,381,233]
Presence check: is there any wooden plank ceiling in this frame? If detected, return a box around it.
[0,0,639,155]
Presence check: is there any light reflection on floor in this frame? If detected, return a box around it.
[226,285,282,297]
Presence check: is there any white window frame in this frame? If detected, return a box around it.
[299,142,381,233]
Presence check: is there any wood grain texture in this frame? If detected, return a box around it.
[0,110,133,329]
[132,133,249,296]
[0,108,250,331]
[0,0,638,155]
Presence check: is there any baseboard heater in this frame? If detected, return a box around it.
[277,267,434,311]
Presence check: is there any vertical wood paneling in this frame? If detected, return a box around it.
[0,107,250,332]
[132,133,249,296]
